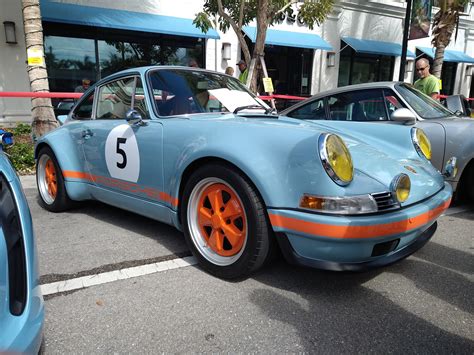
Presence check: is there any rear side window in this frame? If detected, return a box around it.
[327,89,388,122]
[286,98,326,120]
[72,91,94,120]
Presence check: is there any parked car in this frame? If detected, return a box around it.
[35,67,452,278]
[281,82,474,201]
[0,130,44,353]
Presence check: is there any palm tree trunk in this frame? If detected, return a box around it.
[432,45,445,79]
[22,0,58,140]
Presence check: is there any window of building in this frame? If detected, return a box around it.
[338,42,394,87]
[43,22,205,93]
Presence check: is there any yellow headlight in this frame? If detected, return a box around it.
[412,128,432,160]
[391,174,411,203]
[319,134,354,185]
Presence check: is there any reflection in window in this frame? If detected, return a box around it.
[45,36,96,93]
[96,77,135,119]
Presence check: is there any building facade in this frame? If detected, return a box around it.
[1,0,473,124]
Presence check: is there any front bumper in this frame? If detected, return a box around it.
[268,182,452,271]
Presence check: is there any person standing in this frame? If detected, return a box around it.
[414,58,440,99]
[74,78,91,93]
[237,60,248,84]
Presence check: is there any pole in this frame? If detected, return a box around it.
[399,0,412,81]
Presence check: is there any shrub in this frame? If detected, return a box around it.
[1,124,35,174]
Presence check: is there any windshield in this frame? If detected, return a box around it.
[396,84,453,119]
[148,69,269,116]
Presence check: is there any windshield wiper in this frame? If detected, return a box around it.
[233,105,267,114]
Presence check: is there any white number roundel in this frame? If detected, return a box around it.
[105,124,140,182]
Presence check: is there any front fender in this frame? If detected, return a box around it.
[35,123,90,200]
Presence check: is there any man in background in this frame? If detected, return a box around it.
[75,78,91,93]
[237,60,248,84]
[414,58,440,99]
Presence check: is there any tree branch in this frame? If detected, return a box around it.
[216,0,251,64]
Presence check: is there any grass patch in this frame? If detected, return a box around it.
[1,123,35,175]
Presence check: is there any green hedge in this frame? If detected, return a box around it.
[3,124,35,174]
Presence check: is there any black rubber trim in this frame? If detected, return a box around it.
[275,221,437,272]
[0,173,27,315]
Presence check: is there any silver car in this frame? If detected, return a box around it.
[281,82,474,201]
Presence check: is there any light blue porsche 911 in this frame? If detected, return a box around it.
[0,130,44,352]
[35,67,453,279]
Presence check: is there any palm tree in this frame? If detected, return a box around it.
[431,0,469,78]
[22,0,58,139]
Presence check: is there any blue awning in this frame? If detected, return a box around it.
[242,26,333,51]
[416,47,474,63]
[40,0,220,39]
[342,37,415,58]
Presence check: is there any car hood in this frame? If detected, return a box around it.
[189,114,445,205]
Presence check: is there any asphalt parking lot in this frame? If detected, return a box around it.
[20,175,474,353]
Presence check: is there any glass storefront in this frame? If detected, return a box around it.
[338,41,394,87]
[44,22,204,93]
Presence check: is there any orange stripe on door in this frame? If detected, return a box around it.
[63,170,178,207]
[269,198,450,240]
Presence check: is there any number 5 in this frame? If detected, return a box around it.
[116,137,127,169]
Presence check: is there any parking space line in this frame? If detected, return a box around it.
[41,256,197,296]
[443,205,474,216]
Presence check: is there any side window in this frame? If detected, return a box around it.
[286,98,326,120]
[72,91,94,120]
[327,89,388,122]
[383,89,405,118]
[96,77,134,119]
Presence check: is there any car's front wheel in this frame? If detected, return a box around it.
[181,164,272,279]
[36,147,73,212]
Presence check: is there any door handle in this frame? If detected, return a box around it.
[82,129,93,139]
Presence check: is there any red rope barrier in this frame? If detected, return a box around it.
[0,92,82,99]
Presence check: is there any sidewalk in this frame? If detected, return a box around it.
[19,174,36,189]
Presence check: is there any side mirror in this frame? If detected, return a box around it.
[391,108,416,125]
[125,109,145,126]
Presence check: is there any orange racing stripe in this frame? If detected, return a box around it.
[269,198,450,240]
[63,170,179,207]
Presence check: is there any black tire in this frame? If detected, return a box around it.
[465,164,474,203]
[36,146,73,212]
[181,163,272,279]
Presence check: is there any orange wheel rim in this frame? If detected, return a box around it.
[44,159,57,199]
[197,183,247,256]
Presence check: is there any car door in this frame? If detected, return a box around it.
[80,75,167,212]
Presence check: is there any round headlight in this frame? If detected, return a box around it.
[412,127,431,160]
[319,133,354,186]
[391,173,411,203]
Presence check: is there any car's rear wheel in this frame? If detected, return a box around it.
[36,147,73,212]
[181,164,272,279]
